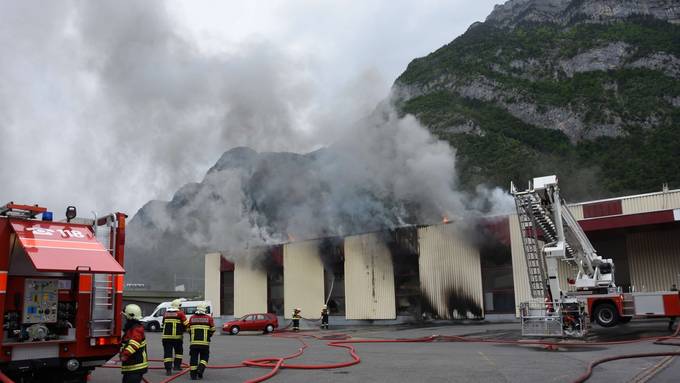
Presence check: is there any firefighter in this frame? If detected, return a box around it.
[120,304,148,383]
[320,305,329,330]
[292,308,301,332]
[187,302,215,380]
[162,299,188,375]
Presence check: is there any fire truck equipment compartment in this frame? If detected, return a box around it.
[9,220,124,273]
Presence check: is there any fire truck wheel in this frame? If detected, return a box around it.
[594,302,620,327]
[230,326,240,335]
[148,321,161,332]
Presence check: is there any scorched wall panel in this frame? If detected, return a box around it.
[344,233,396,320]
[234,259,268,317]
[283,240,325,319]
[418,223,484,319]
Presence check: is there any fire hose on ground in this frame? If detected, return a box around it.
[0,325,678,383]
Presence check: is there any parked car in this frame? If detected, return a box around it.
[140,300,212,332]
[223,313,279,335]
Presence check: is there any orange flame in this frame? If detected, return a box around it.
[442,215,450,224]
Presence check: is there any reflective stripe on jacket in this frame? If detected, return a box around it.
[188,314,215,346]
[163,310,189,339]
[121,322,149,373]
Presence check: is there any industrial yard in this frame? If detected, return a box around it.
[92,320,680,383]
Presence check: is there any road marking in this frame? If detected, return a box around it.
[478,351,496,367]
[628,351,678,383]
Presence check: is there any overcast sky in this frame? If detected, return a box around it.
[0,0,500,219]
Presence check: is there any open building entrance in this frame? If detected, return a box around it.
[266,246,284,316]
[320,238,345,316]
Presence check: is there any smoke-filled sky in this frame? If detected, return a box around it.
[0,0,500,219]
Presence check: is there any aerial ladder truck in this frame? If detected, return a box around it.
[511,176,680,338]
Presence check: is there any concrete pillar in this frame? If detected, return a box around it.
[204,252,222,317]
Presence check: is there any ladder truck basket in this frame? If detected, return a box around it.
[520,301,589,338]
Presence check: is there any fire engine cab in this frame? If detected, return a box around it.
[511,176,680,338]
[0,203,126,382]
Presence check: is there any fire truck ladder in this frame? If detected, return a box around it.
[90,214,119,337]
[90,274,115,337]
[514,193,548,299]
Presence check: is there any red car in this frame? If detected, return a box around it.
[223,313,279,335]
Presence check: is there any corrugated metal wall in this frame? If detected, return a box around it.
[234,258,268,317]
[283,240,325,319]
[509,213,531,316]
[627,227,680,292]
[204,253,222,316]
[567,204,584,220]
[418,223,484,319]
[622,190,680,215]
[344,233,396,320]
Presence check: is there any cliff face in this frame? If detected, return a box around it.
[487,0,680,27]
[394,0,680,196]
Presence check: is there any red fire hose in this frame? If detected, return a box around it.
[3,324,677,383]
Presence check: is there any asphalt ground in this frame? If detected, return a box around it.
[91,320,680,383]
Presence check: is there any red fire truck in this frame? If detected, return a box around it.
[512,176,680,337]
[0,203,126,382]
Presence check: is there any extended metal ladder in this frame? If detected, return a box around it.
[514,194,548,299]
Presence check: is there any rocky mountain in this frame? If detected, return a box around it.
[124,106,512,289]
[394,0,680,197]
[125,0,680,290]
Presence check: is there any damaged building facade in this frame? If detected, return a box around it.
[204,187,680,322]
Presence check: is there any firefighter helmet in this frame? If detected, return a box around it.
[195,302,208,314]
[123,304,143,320]
[168,299,181,311]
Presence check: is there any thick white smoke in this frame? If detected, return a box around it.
[1,1,514,288]
[0,1,315,216]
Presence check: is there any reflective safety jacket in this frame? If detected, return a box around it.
[188,313,215,346]
[120,321,148,374]
[162,310,189,340]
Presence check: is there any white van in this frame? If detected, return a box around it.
[140,300,212,332]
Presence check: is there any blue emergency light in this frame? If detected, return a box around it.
[42,211,53,221]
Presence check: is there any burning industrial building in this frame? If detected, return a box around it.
[205,185,680,324]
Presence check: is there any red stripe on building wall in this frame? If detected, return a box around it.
[579,210,676,232]
[582,200,623,219]
[221,257,235,272]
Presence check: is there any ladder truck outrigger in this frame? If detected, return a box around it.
[511,176,680,338]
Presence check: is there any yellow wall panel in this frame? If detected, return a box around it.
[283,240,325,319]
[344,233,396,320]
[234,258,268,317]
